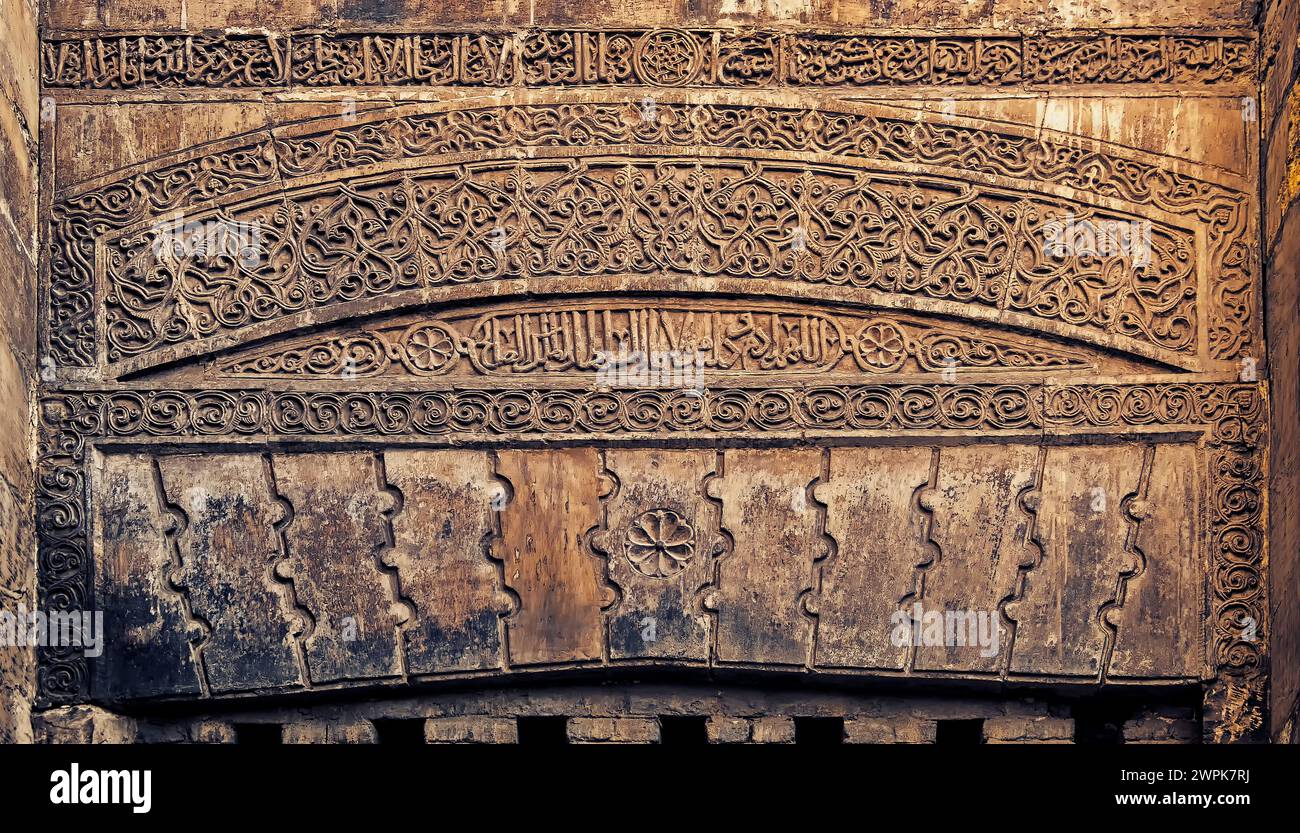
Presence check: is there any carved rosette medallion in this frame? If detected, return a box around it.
[635,29,706,86]
[853,320,909,372]
[626,510,696,578]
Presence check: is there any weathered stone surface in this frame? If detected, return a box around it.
[39,0,1259,34]
[1007,445,1147,678]
[60,683,1215,744]
[495,448,609,666]
[750,716,796,744]
[1269,215,1300,739]
[1108,443,1203,680]
[983,716,1075,744]
[157,454,302,694]
[425,716,517,744]
[814,446,930,671]
[1122,710,1201,744]
[191,720,237,744]
[0,0,35,745]
[94,453,203,700]
[709,448,823,666]
[13,0,1279,747]
[273,452,404,683]
[598,448,719,661]
[282,719,377,744]
[33,705,138,744]
[705,715,751,744]
[1266,0,1300,743]
[913,444,1038,673]
[567,717,659,744]
[844,717,937,745]
[384,449,506,674]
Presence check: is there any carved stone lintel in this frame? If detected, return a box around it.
[34,381,1267,739]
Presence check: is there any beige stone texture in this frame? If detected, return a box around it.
[1265,0,1300,743]
[750,716,796,744]
[844,717,938,744]
[983,716,1075,744]
[1122,709,1201,744]
[567,717,660,744]
[29,684,1211,744]
[33,705,139,743]
[282,719,377,744]
[0,0,35,747]
[42,0,1259,31]
[425,716,519,744]
[705,715,752,743]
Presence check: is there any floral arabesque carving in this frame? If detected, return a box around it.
[98,159,1196,364]
[45,101,1252,370]
[626,510,696,578]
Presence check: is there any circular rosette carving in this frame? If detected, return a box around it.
[625,509,696,578]
[851,320,909,372]
[399,322,461,375]
[633,29,705,86]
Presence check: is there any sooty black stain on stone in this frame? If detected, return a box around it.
[407,608,501,674]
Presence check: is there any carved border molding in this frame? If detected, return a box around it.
[45,98,1255,373]
[35,381,1267,741]
[41,29,1255,90]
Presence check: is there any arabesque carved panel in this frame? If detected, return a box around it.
[98,159,1195,364]
[45,98,1255,373]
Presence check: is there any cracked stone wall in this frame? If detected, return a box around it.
[0,0,38,745]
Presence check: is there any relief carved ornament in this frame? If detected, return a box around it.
[36,96,1265,740]
[42,29,1254,90]
[46,98,1253,372]
[35,380,1267,742]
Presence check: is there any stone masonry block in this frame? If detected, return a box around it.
[425,716,517,744]
[567,717,659,744]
